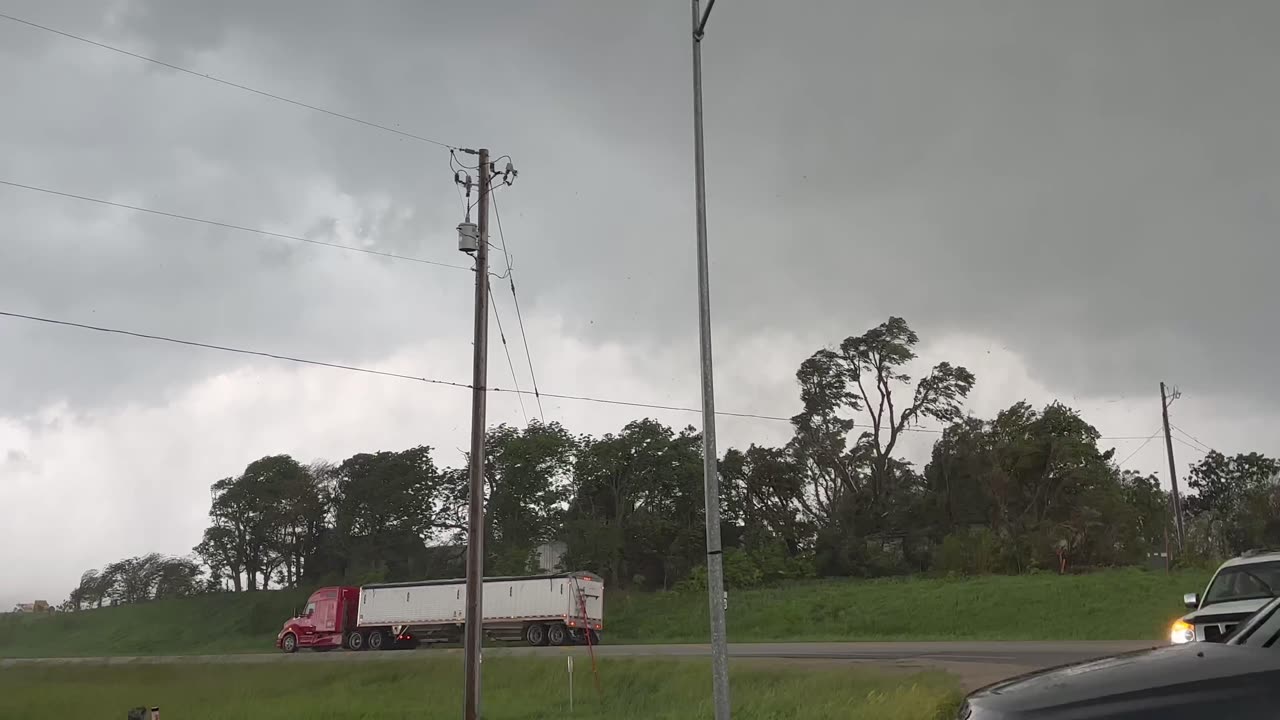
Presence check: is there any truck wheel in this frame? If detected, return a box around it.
[548,623,568,646]
[526,624,548,647]
[367,629,385,651]
[347,630,366,651]
[281,633,298,654]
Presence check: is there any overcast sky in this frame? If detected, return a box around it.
[3,0,1279,608]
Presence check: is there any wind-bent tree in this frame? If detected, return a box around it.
[1185,451,1280,555]
[791,317,976,531]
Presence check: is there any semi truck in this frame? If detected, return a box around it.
[275,571,604,653]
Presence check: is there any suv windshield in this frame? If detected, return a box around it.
[1204,561,1280,606]
[1228,596,1280,647]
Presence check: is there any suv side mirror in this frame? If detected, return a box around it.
[1183,592,1200,609]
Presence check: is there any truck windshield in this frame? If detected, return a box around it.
[1204,561,1280,606]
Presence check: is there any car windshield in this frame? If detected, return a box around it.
[1204,561,1280,606]
[1228,596,1280,646]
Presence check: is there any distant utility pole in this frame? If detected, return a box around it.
[1160,381,1186,550]
[463,148,492,720]
[691,1,731,719]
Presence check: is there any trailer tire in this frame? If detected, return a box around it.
[281,633,298,654]
[367,629,385,651]
[346,630,366,651]
[525,624,548,647]
[547,623,568,646]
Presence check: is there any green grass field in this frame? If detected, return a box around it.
[0,569,1210,658]
[0,658,960,720]
[608,568,1212,644]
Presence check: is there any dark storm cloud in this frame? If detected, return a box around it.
[3,0,1280,415]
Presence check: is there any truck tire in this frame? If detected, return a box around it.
[367,629,385,651]
[281,633,298,654]
[547,623,568,646]
[526,624,548,647]
[347,630,366,651]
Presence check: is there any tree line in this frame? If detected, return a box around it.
[62,317,1279,607]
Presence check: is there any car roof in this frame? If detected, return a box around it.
[1220,551,1280,568]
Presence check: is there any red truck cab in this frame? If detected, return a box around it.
[276,586,359,653]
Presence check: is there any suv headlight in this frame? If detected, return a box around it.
[1170,619,1195,644]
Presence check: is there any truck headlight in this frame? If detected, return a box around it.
[1170,619,1195,644]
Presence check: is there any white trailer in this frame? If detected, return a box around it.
[356,571,604,647]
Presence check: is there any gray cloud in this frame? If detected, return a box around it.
[1,0,1278,466]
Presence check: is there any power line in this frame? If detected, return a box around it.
[0,179,472,271]
[0,308,801,424]
[0,308,1176,439]
[1117,427,1164,467]
[489,281,529,425]
[491,192,545,421]
[1172,435,1209,457]
[0,310,472,389]
[1171,424,1214,454]
[0,12,463,151]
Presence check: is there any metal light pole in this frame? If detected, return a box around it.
[691,1,731,718]
[463,148,492,720]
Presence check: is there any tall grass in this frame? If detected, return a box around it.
[0,658,960,720]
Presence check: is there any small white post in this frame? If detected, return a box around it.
[567,654,575,713]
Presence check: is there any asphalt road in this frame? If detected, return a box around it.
[0,641,1156,689]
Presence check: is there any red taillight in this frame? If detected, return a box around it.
[583,576,592,581]
[568,620,576,627]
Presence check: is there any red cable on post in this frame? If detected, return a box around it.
[572,577,603,698]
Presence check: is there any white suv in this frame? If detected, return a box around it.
[1171,550,1280,643]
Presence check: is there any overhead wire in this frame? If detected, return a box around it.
[1172,436,1209,457]
[0,12,463,151]
[0,310,1178,440]
[489,280,530,425]
[491,191,545,422]
[1171,424,1214,454]
[0,308,801,424]
[0,310,472,389]
[1117,427,1164,467]
[0,179,473,271]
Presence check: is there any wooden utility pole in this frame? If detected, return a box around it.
[1160,382,1185,551]
[463,148,491,720]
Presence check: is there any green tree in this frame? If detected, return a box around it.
[790,317,974,575]
[720,444,812,556]
[332,446,450,582]
[562,420,705,589]
[792,317,974,521]
[1186,451,1280,556]
[926,401,1146,571]
[195,525,243,592]
[195,455,318,591]
[481,421,577,574]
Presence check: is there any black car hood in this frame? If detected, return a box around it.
[966,643,1279,718]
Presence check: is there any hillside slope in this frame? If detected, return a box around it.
[0,569,1208,657]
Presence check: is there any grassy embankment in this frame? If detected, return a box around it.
[0,658,961,720]
[0,568,1211,658]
